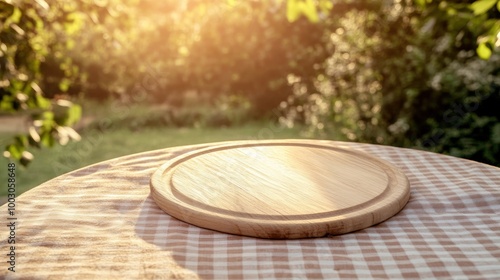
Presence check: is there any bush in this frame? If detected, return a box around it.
[417,55,500,165]
[281,0,500,166]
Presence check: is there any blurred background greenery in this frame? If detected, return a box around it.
[1,0,499,198]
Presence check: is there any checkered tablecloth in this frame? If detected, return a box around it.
[2,140,499,279]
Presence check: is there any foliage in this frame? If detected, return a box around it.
[286,0,333,22]
[0,0,103,165]
[64,0,334,116]
[1,0,136,166]
[458,0,500,59]
[2,0,499,168]
[282,0,500,166]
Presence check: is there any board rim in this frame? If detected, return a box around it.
[150,140,410,239]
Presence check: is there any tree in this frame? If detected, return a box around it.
[282,0,500,166]
[1,0,129,166]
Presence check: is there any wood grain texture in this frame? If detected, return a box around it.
[150,140,410,239]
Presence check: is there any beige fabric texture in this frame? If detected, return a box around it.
[1,140,499,279]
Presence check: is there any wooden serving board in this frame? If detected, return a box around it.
[150,140,410,239]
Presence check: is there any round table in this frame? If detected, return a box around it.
[1,140,499,279]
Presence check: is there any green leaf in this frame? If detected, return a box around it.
[7,143,24,159]
[64,12,84,35]
[8,7,22,24]
[0,95,14,111]
[302,0,319,23]
[38,111,55,131]
[470,0,497,15]
[35,94,51,109]
[447,7,457,16]
[42,118,55,131]
[415,0,426,8]
[287,0,319,23]
[40,131,55,147]
[318,0,333,12]
[497,0,500,12]
[59,78,71,92]
[42,111,54,121]
[66,104,82,125]
[287,0,301,22]
[477,42,492,59]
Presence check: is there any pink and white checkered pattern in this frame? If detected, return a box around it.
[2,140,499,279]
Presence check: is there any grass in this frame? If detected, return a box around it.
[0,97,342,200]
[0,122,328,197]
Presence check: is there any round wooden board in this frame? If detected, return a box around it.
[150,140,410,239]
